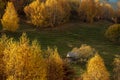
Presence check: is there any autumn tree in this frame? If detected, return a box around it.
[66,0,80,20]
[82,54,110,80]
[45,0,70,27]
[113,55,120,80]
[63,61,75,80]
[3,33,47,80]
[0,0,6,18]
[86,0,97,23]
[0,35,8,80]
[1,2,19,32]
[24,0,70,27]
[78,0,98,23]
[24,0,46,27]
[45,47,64,80]
[100,2,114,20]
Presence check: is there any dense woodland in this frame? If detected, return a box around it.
[0,0,120,80]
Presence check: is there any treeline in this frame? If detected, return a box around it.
[1,0,120,31]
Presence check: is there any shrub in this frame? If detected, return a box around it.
[82,54,110,80]
[1,2,19,32]
[68,44,96,63]
[113,55,120,80]
[105,24,120,43]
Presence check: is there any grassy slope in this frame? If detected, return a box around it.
[0,21,120,76]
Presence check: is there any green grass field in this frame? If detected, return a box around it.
[0,20,120,77]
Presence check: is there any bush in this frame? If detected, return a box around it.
[113,55,120,80]
[67,44,96,63]
[105,24,120,43]
[1,2,19,32]
[82,54,110,80]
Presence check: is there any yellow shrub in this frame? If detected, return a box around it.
[105,24,120,43]
[1,2,19,32]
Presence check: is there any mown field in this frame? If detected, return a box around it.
[0,20,120,77]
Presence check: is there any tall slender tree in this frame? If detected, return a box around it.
[1,2,19,32]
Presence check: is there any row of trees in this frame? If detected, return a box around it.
[24,0,119,26]
[1,0,120,32]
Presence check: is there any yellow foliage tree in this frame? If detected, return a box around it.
[0,0,6,18]
[24,0,70,27]
[83,54,110,80]
[46,47,64,80]
[113,55,120,80]
[0,35,9,80]
[1,2,19,32]
[79,0,98,23]
[3,33,47,80]
[24,0,45,27]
